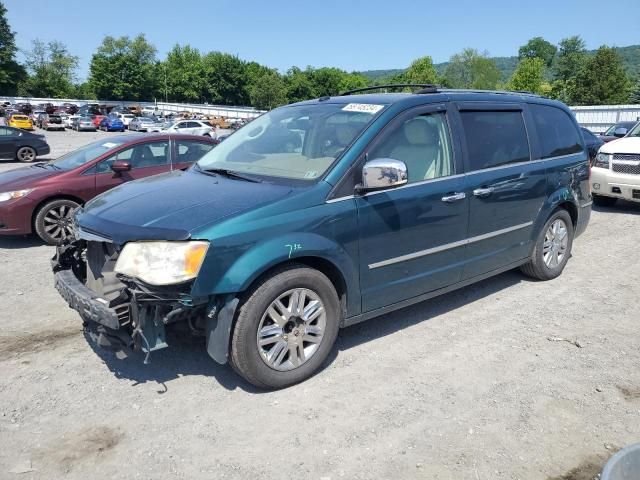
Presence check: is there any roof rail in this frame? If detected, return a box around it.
[339,84,439,96]
[439,88,542,98]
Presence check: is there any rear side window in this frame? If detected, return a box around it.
[530,104,583,159]
[460,111,530,170]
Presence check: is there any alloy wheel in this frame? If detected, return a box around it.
[17,147,36,162]
[43,204,75,241]
[543,219,568,268]
[256,288,326,371]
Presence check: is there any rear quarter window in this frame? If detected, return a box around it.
[460,110,530,171]
[530,104,583,159]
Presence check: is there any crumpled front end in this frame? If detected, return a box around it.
[52,239,233,363]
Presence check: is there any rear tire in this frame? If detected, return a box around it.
[592,194,617,207]
[521,209,574,281]
[230,265,341,389]
[34,199,80,245]
[16,146,36,163]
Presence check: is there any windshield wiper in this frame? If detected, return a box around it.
[197,164,262,183]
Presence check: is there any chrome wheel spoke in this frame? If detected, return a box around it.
[267,340,289,367]
[302,300,323,322]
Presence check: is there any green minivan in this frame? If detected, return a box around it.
[53,86,592,388]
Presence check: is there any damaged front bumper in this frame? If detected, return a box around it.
[52,240,237,364]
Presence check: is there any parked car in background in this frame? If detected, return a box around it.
[61,103,79,114]
[51,88,592,388]
[109,112,136,129]
[64,115,80,128]
[163,119,216,137]
[31,110,46,123]
[91,115,106,128]
[15,103,33,115]
[580,127,604,164]
[141,106,160,117]
[591,121,640,207]
[99,115,126,132]
[8,114,34,131]
[0,134,217,244]
[42,114,65,131]
[0,125,50,162]
[599,121,638,143]
[129,116,159,132]
[71,115,97,132]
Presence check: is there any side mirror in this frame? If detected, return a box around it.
[614,127,628,138]
[357,158,408,193]
[111,160,131,173]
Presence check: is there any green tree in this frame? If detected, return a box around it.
[553,36,587,82]
[444,48,501,89]
[518,37,557,67]
[201,52,248,105]
[0,1,25,95]
[308,67,345,97]
[399,56,438,84]
[248,68,287,110]
[284,66,316,103]
[161,44,203,103]
[571,46,632,105]
[549,36,589,103]
[630,76,640,104]
[338,72,368,93]
[89,34,158,101]
[20,39,78,97]
[507,57,546,94]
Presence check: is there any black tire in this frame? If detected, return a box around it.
[230,265,341,389]
[34,199,80,245]
[16,146,37,163]
[521,209,574,281]
[592,194,617,207]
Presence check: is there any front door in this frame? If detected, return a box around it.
[454,104,546,279]
[93,140,172,195]
[356,105,469,312]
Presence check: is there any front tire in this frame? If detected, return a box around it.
[521,209,574,281]
[34,199,80,245]
[592,194,617,207]
[230,265,341,389]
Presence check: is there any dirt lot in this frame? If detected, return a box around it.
[0,130,639,479]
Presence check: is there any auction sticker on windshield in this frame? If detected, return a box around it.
[341,103,384,114]
[101,142,119,149]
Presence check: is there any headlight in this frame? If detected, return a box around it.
[0,189,33,202]
[594,153,610,168]
[114,241,209,286]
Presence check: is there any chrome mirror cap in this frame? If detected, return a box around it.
[361,158,408,191]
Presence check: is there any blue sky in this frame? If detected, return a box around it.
[5,0,640,80]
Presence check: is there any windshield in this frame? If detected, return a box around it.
[197,102,385,181]
[51,139,126,170]
[626,123,640,137]
[604,123,633,135]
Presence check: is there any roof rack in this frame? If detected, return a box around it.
[339,84,439,96]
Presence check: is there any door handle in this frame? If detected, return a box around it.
[473,187,494,198]
[441,192,466,203]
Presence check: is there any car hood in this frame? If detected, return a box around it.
[600,137,640,154]
[77,169,294,243]
[0,164,57,190]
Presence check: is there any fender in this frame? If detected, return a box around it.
[531,185,579,243]
[199,232,360,317]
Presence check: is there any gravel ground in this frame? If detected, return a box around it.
[0,130,639,480]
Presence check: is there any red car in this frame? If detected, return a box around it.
[0,134,217,244]
[91,115,106,128]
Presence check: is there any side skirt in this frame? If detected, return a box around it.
[342,258,529,328]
